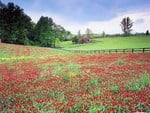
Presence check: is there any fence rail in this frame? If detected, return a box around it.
[61,48,150,54]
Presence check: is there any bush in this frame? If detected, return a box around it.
[72,36,79,44]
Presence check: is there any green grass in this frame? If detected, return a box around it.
[0,52,9,58]
[60,36,150,50]
[126,74,150,91]
[109,85,119,93]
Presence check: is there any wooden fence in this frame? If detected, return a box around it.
[61,48,150,54]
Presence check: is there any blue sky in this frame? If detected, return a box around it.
[2,0,150,34]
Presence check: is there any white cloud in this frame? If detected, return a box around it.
[27,10,150,34]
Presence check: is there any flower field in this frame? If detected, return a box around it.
[0,43,150,113]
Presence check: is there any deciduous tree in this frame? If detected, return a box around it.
[120,17,133,36]
[34,16,70,47]
[86,28,93,38]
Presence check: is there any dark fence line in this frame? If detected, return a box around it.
[61,48,150,54]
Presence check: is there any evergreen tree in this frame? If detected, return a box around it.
[0,2,33,44]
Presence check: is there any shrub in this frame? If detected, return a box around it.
[109,85,119,93]
[72,36,79,44]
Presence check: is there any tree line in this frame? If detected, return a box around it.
[0,1,71,47]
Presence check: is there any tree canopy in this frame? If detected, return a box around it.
[0,2,33,44]
[0,1,71,47]
[34,16,70,47]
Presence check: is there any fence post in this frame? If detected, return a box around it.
[132,49,134,53]
[123,49,125,53]
[143,48,145,53]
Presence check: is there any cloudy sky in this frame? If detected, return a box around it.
[3,0,150,34]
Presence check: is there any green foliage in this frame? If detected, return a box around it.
[139,74,150,86]
[34,16,54,47]
[47,91,65,101]
[109,85,119,93]
[116,106,125,113]
[89,103,105,113]
[33,101,57,113]
[0,2,33,44]
[72,36,79,44]
[34,16,71,47]
[0,53,8,58]
[69,101,83,113]
[127,82,143,91]
[126,74,150,91]
[89,78,99,87]
[67,63,80,74]
[52,62,80,82]
[55,38,61,48]
[52,63,64,76]
[118,59,124,65]
[0,1,71,47]
[64,34,74,41]
[93,89,102,96]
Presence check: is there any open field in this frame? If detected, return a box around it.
[0,43,150,112]
[61,36,150,50]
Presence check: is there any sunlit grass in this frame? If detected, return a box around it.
[60,36,150,50]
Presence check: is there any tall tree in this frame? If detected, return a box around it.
[120,17,133,36]
[34,16,54,47]
[0,2,33,44]
[77,30,81,38]
[34,16,71,47]
[86,28,92,38]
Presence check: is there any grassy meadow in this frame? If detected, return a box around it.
[60,36,150,50]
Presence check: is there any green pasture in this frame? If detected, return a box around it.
[60,36,150,50]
